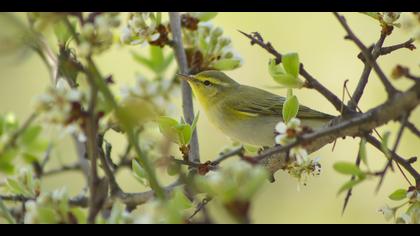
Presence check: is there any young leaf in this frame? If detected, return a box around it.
[160,52,174,73]
[53,20,72,44]
[5,178,32,197]
[21,125,42,146]
[0,198,16,224]
[131,51,154,71]
[213,58,241,71]
[333,162,365,177]
[360,12,381,20]
[359,138,368,167]
[190,112,200,132]
[380,131,391,159]
[282,95,299,123]
[389,189,407,201]
[337,179,364,195]
[177,124,192,146]
[282,53,300,78]
[268,59,304,88]
[132,160,147,185]
[195,12,218,22]
[170,188,192,210]
[150,46,164,70]
[268,58,286,77]
[157,116,180,144]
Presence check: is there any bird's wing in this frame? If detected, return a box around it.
[226,85,334,120]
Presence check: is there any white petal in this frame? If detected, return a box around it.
[275,122,287,133]
[275,134,289,145]
[288,118,301,128]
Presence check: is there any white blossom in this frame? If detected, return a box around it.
[379,205,395,221]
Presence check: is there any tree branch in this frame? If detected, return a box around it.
[349,32,387,109]
[258,82,420,176]
[333,12,398,97]
[238,30,354,115]
[380,38,416,56]
[169,12,200,164]
[342,151,361,215]
[366,134,420,188]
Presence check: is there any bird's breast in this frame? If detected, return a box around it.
[205,103,280,147]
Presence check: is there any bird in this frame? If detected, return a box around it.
[178,70,335,147]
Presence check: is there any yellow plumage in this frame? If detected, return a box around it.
[180,70,334,147]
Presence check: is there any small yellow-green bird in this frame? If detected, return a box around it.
[179,70,335,147]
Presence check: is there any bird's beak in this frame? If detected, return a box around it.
[177,73,195,82]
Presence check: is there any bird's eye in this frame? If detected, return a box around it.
[203,80,211,86]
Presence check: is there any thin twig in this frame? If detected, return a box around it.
[342,152,361,215]
[380,38,416,56]
[349,32,387,109]
[333,12,398,97]
[212,146,244,165]
[188,197,212,222]
[169,12,200,164]
[238,30,353,115]
[406,121,420,138]
[97,135,122,195]
[375,113,412,192]
[366,135,420,187]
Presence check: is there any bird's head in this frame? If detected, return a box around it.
[178,70,239,103]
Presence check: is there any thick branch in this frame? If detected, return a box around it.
[259,82,420,176]
[169,12,200,163]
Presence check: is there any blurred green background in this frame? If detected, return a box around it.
[1,12,419,223]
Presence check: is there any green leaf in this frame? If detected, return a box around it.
[0,161,14,174]
[132,160,147,184]
[5,178,32,197]
[53,20,72,44]
[337,179,364,195]
[131,51,154,70]
[213,58,241,71]
[21,125,42,145]
[381,131,391,159]
[176,124,192,145]
[359,138,368,167]
[389,189,407,201]
[195,12,218,22]
[190,112,200,133]
[268,59,304,89]
[37,207,59,224]
[157,116,180,144]
[150,46,164,69]
[282,95,299,123]
[160,52,174,73]
[282,53,300,78]
[268,58,286,77]
[0,198,16,224]
[333,162,365,177]
[170,188,192,210]
[360,12,381,20]
[22,153,39,164]
[0,149,17,174]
